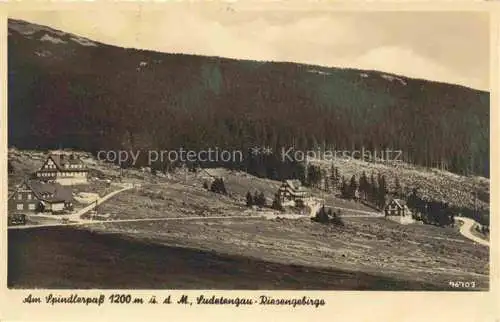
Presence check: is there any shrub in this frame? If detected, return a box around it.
[246,191,253,207]
[331,211,345,226]
[210,178,227,195]
[312,206,330,224]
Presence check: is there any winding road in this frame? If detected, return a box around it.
[455,216,489,247]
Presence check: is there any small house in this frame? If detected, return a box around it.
[36,152,89,185]
[8,179,74,214]
[277,180,309,207]
[384,198,409,216]
[384,198,414,224]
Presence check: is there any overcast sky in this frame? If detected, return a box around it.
[10,6,490,91]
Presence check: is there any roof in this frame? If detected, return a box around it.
[284,179,308,192]
[285,179,301,189]
[51,153,85,166]
[38,153,87,173]
[388,198,407,208]
[26,180,73,203]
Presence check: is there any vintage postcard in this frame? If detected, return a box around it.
[0,2,498,321]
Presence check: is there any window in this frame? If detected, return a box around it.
[17,204,23,210]
[27,193,32,200]
[17,194,22,200]
[28,204,35,210]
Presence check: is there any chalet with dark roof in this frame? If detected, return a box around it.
[36,152,88,185]
[8,179,74,214]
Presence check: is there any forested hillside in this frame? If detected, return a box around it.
[8,19,490,177]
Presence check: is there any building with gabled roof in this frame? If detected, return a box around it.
[384,198,414,224]
[8,179,74,214]
[277,179,309,207]
[384,198,408,216]
[35,152,89,185]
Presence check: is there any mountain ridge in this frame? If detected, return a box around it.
[8,18,488,91]
[8,19,490,177]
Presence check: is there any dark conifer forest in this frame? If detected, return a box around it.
[8,19,489,178]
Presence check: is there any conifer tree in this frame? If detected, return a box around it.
[246,191,253,207]
[359,171,368,200]
[349,175,358,199]
[271,193,284,211]
[257,191,266,207]
[369,173,377,203]
[340,176,350,199]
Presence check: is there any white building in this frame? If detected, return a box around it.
[36,153,89,185]
[277,180,309,207]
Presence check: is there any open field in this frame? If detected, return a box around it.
[97,168,375,220]
[97,183,244,219]
[81,216,488,289]
[8,214,488,290]
[8,225,480,290]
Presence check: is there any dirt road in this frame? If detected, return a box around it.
[10,214,266,230]
[455,216,489,247]
[69,183,136,219]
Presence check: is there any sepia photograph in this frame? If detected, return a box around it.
[5,6,491,292]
